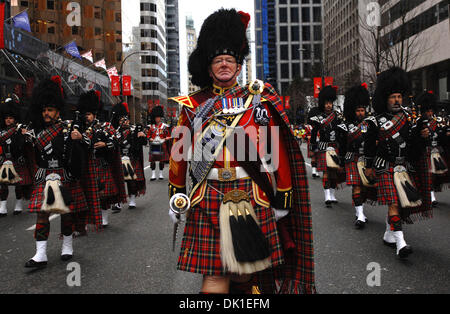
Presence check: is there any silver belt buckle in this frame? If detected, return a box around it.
[48,159,59,169]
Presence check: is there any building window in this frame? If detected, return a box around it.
[48,26,55,34]
[20,1,29,7]
[72,26,78,35]
[47,0,54,10]
[94,6,102,19]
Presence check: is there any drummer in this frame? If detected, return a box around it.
[147,106,171,181]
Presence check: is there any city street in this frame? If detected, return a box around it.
[0,145,449,294]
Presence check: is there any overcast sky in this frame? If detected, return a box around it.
[122,0,255,95]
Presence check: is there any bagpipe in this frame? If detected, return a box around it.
[0,122,31,184]
[412,98,448,175]
[63,111,87,180]
[120,123,145,181]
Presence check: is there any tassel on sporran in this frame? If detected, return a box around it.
[41,173,71,214]
[357,157,376,187]
[326,147,340,169]
[393,166,422,208]
[121,157,137,181]
[219,189,271,275]
[0,161,22,184]
[430,149,448,175]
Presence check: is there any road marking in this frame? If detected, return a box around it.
[27,214,60,231]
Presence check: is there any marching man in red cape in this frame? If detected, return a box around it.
[168,9,315,294]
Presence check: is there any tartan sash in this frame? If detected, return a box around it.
[321,112,337,129]
[378,112,407,143]
[189,86,254,199]
[347,122,364,144]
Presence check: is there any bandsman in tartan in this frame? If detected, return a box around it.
[147,105,170,181]
[342,84,377,229]
[113,103,147,210]
[168,9,315,294]
[413,91,449,207]
[77,91,127,229]
[309,86,347,207]
[25,76,94,268]
[363,67,432,259]
[0,97,34,217]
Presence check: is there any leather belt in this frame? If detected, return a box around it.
[206,167,250,182]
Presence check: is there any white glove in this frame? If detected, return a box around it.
[273,209,289,222]
[168,209,180,224]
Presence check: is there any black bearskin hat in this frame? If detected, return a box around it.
[111,102,129,129]
[343,85,370,121]
[188,8,250,88]
[1,97,20,120]
[151,105,164,118]
[373,67,410,114]
[415,91,437,112]
[77,90,100,115]
[30,76,65,132]
[318,86,337,112]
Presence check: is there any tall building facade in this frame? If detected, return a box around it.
[186,15,197,94]
[11,0,123,70]
[379,0,449,100]
[255,0,323,95]
[139,0,168,106]
[165,0,180,98]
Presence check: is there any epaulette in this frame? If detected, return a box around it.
[337,123,348,132]
[169,88,207,109]
[364,116,378,126]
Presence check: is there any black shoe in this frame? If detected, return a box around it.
[432,201,438,207]
[61,254,73,262]
[129,205,136,210]
[102,224,109,229]
[150,178,156,181]
[355,220,366,230]
[13,211,22,216]
[331,200,338,204]
[112,206,121,214]
[0,213,7,218]
[25,259,47,268]
[325,201,332,208]
[398,245,413,259]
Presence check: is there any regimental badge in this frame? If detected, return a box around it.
[360,124,368,133]
[254,104,270,126]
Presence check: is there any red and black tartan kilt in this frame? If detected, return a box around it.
[148,143,170,162]
[125,158,146,196]
[346,160,362,186]
[177,178,284,276]
[130,158,145,182]
[316,143,339,172]
[28,168,88,214]
[94,159,119,200]
[376,167,420,207]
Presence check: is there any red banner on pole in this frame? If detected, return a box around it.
[284,96,291,110]
[0,3,5,49]
[314,77,322,98]
[324,77,334,87]
[122,75,131,96]
[111,76,121,96]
